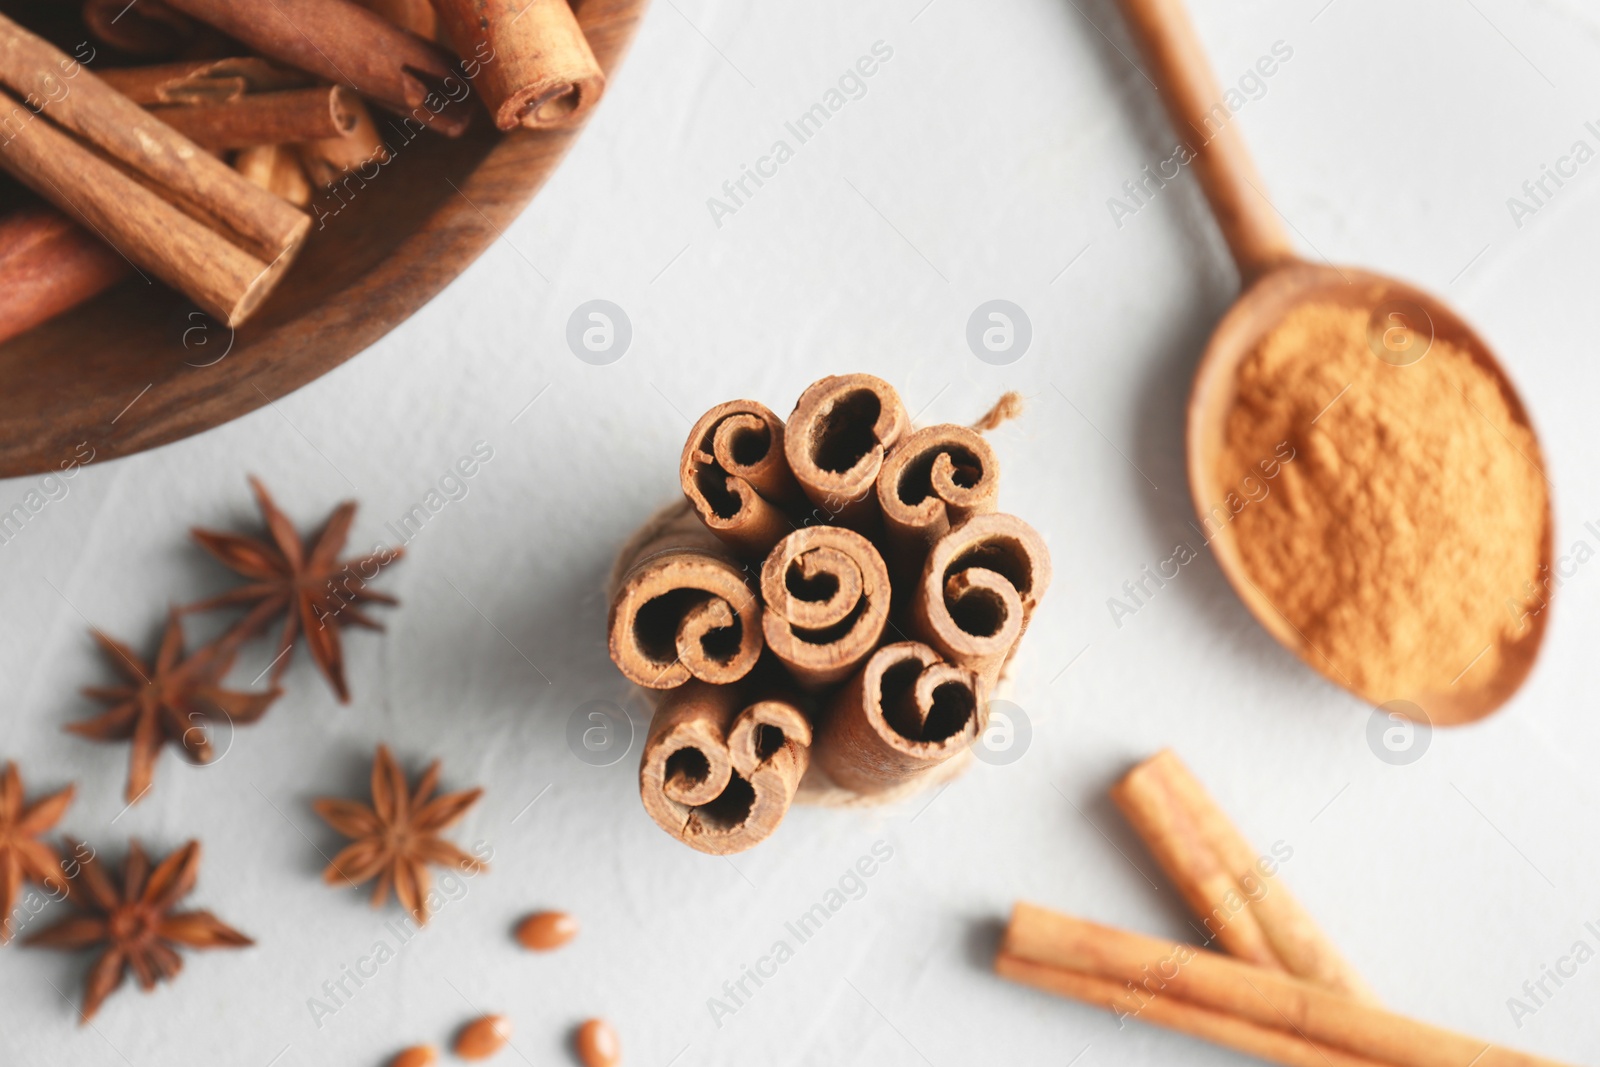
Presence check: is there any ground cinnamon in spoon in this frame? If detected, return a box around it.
[1218,302,1547,700]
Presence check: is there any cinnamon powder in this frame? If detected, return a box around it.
[1218,303,1547,698]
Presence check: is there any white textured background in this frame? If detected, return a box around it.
[3,0,1599,1063]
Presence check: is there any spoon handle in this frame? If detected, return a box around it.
[1117,0,1296,282]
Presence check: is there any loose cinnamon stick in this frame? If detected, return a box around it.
[760,527,892,689]
[96,58,311,106]
[608,504,763,690]
[158,0,471,136]
[995,954,1388,1067]
[680,399,803,559]
[0,14,310,265]
[0,87,290,325]
[999,902,1571,1067]
[876,423,999,584]
[1112,750,1378,1002]
[813,641,984,796]
[234,145,312,208]
[432,0,604,131]
[298,94,389,186]
[352,0,440,39]
[0,206,128,345]
[150,86,359,150]
[909,512,1052,689]
[638,681,810,855]
[784,374,909,532]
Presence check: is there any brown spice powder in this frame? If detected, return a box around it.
[1219,302,1547,699]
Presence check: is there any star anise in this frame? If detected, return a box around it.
[186,476,402,703]
[26,839,252,1022]
[313,745,486,924]
[69,610,280,804]
[0,762,74,942]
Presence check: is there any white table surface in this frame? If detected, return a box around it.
[3,0,1599,1063]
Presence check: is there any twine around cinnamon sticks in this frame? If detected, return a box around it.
[609,375,1051,854]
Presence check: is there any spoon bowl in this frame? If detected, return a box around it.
[1120,0,1553,724]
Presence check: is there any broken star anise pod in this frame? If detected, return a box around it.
[26,839,252,1022]
[0,762,74,942]
[313,744,486,924]
[69,610,280,804]
[187,476,403,703]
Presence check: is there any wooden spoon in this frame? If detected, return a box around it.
[1118,0,1553,725]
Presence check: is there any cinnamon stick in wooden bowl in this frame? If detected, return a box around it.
[151,86,361,151]
[433,0,604,131]
[0,207,127,346]
[811,641,984,797]
[760,527,892,689]
[607,502,764,690]
[680,399,804,559]
[96,58,312,105]
[639,681,811,855]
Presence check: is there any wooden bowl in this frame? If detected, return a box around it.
[0,0,647,477]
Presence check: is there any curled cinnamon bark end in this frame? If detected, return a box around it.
[784,374,909,531]
[877,424,999,579]
[608,515,762,690]
[680,400,801,558]
[911,513,1052,688]
[815,642,984,795]
[432,0,604,132]
[761,528,892,689]
[639,683,811,855]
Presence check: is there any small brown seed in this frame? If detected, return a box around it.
[516,910,579,951]
[575,1018,620,1067]
[455,1015,513,1060]
[389,1047,437,1067]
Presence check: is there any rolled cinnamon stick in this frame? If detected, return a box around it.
[0,206,128,345]
[151,86,360,150]
[999,903,1570,1067]
[234,145,312,208]
[813,641,984,796]
[909,512,1052,689]
[784,374,909,532]
[608,504,763,690]
[876,423,999,584]
[352,0,440,39]
[639,682,810,855]
[298,94,389,186]
[680,399,802,559]
[760,527,892,689]
[432,0,604,131]
[0,14,310,265]
[995,954,1388,1067]
[1112,750,1377,1002]
[0,87,290,325]
[81,0,200,58]
[97,58,312,106]
[158,0,471,136]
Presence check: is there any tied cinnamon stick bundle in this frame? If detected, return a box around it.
[96,58,312,106]
[159,0,471,136]
[785,374,909,533]
[910,512,1052,689]
[639,681,811,854]
[680,399,803,558]
[813,641,983,796]
[432,0,604,131]
[0,206,128,345]
[151,86,360,151]
[997,902,1572,1067]
[760,528,891,689]
[608,503,763,690]
[876,423,999,585]
[1112,750,1377,1002]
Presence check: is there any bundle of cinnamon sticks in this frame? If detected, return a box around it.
[995,750,1573,1067]
[608,375,1053,854]
[0,0,606,342]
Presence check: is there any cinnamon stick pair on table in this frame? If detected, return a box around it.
[609,374,1052,854]
[996,751,1570,1067]
[0,0,606,340]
